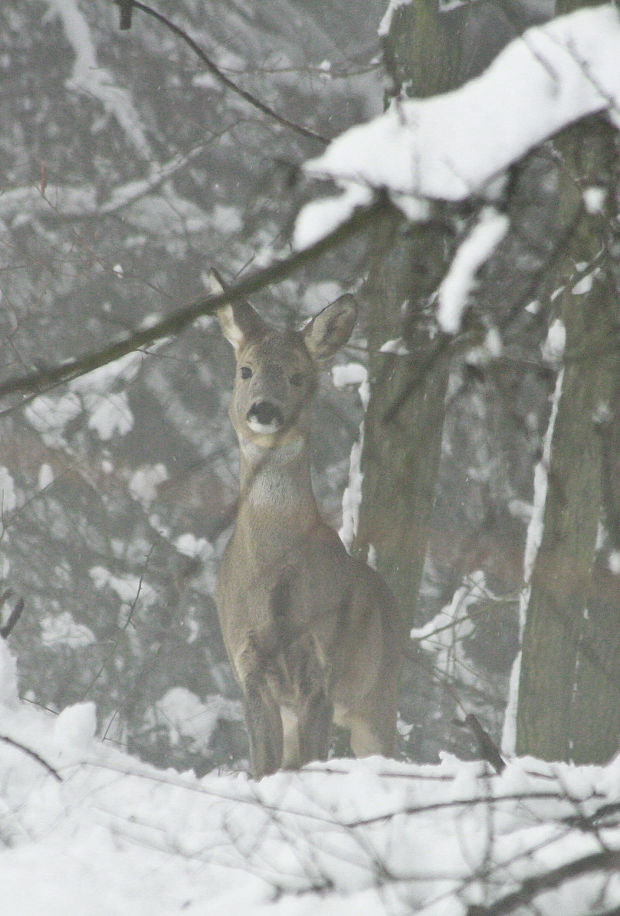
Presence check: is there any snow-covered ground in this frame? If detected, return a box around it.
[0,641,618,915]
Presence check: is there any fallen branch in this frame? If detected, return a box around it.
[461,713,506,774]
[0,736,62,782]
[470,848,620,916]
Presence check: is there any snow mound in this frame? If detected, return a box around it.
[0,640,619,914]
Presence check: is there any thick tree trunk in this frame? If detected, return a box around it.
[355,0,528,625]
[516,119,620,763]
[354,212,451,624]
[353,0,465,626]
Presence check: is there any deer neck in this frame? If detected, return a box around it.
[237,434,320,533]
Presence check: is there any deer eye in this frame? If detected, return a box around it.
[289,372,304,387]
[240,366,253,379]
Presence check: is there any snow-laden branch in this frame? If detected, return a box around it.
[45,0,153,159]
[294,4,620,248]
[437,207,509,333]
[0,149,205,222]
[502,346,564,755]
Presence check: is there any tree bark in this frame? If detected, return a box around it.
[516,118,620,763]
[354,211,451,624]
[353,0,465,626]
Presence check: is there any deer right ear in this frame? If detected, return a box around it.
[209,269,266,353]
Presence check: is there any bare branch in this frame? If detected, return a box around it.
[471,849,620,916]
[0,598,25,639]
[119,0,328,146]
[0,735,62,782]
[0,196,388,404]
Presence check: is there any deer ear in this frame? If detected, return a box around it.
[303,294,357,361]
[209,269,267,353]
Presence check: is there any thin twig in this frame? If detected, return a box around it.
[473,848,620,916]
[117,0,328,146]
[0,735,62,782]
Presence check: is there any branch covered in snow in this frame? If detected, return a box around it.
[294,4,620,248]
[46,0,153,159]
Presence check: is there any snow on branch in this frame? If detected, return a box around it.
[437,207,509,333]
[0,150,204,223]
[45,0,152,159]
[294,4,620,248]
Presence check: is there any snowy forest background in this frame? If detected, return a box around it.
[1,1,620,912]
[1,0,619,783]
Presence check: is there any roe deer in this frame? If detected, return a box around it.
[213,273,404,778]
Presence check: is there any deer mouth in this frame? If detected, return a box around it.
[246,401,285,434]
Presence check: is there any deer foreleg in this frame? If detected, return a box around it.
[295,645,332,765]
[298,688,333,765]
[243,675,283,779]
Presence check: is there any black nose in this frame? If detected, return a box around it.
[247,401,284,429]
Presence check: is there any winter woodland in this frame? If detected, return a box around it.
[0,0,619,912]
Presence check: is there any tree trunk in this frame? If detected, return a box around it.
[353,0,466,626]
[354,212,451,623]
[516,118,620,763]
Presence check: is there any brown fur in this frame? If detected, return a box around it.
[213,276,404,778]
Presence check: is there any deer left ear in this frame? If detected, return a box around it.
[303,294,357,362]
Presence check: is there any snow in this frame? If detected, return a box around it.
[411,571,487,687]
[147,688,242,753]
[174,532,214,559]
[129,464,169,506]
[45,0,152,160]
[295,5,620,247]
[379,337,410,355]
[332,364,369,550]
[583,186,607,214]
[37,463,54,490]
[378,0,413,37]
[0,639,618,914]
[25,352,143,445]
[40,611,96,649]
[465,327,503,366]
[331,362,368,389]
[541,317,566,365]
[294,182,375,250]
[437,207,509,333]
[89,566,157,609]
[502,361,564,755]
[0,466,17,514]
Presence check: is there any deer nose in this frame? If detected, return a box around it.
[247,400,284,431]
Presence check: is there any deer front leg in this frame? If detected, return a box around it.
[243,674,283,779]
[296,648,333,766]
[298,688,333,765]
[235,636,283,779]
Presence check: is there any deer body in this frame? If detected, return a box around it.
[214,280,404,778]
